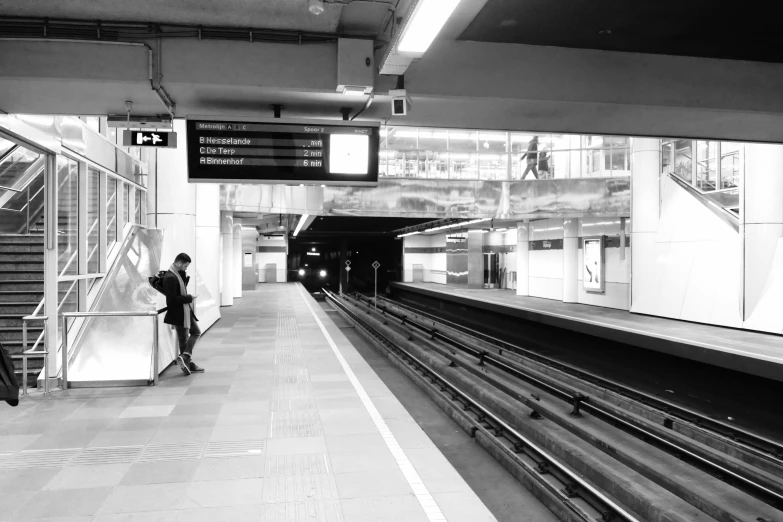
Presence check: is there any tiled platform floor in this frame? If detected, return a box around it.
[0,284,498,522]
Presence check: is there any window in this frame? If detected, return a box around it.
[87,167,100,273]
[124,185,130,230]
[720,142,741,189]
[57,156,79,276]
[107,177,117,250]
[135,189,142,224]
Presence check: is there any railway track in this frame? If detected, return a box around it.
[325,289,783,522]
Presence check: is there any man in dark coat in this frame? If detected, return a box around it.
[520,136,540,180]
[0,340,20,406]
[163,253,204,375]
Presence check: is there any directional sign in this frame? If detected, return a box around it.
[372,261,380,269]
[123,130,177,148]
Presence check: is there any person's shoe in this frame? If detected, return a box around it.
[188,361,205,373]
[177,355,191,375]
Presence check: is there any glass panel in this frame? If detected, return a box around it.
[610,147,629,172]
[0,136,14,159]
[0,141,45,234]
[661,141,674,174]
[0,144,41,196]
[479,153,508,180]
[386,127,417,150]
[673,140,693,182]
[720,142,741,189]
[450,153,478,179]
[479,131,507,153]
[57,280,79,345]
[87,167,100,274]
[107,177,117,250]
[57,156,79,276]
[124,184,130,229]
[419,151,448,179]
[696,140,717,192]
[135,189,141,224]
[448,130,478,152]
[418,129,448,152]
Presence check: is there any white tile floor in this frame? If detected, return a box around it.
[0,284,498,521]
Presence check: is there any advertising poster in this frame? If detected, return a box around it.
[583,236,605,293]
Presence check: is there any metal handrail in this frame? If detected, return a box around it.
[20,315,49,395]
[0,183,22,193]
[61,310,161,390]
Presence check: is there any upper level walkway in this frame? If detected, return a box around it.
[0,284,498,522]
[391,282,783,383]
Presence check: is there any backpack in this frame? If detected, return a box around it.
[148,270,168,295]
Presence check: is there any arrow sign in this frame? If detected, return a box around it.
[123,130,177,148]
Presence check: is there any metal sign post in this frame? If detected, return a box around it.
[345,260,351,285]
[372,261,380,309]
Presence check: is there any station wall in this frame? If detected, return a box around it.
[256,235,288,283]
[402,234,446,284]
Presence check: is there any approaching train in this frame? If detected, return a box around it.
[291,262,339,294]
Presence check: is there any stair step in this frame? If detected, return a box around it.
[0,302,41,314]
[0,262,45,271]
[0,329,43,341]
[0,280,44,291]
[0,235,45,245]
[0,253,44,262]
[0,243,45,253]
[0,291,43,303]
[0,271,44,281]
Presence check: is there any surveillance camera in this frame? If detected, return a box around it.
[391,97,407,116]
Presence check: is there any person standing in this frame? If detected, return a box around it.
[163,253,204,375]
[520,136,540,180]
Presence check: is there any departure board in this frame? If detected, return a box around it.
[186,119,380,186]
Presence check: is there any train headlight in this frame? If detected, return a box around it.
[319,270,327,278]
[298,269,305,276]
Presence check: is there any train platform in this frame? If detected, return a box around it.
[0,284,497,522]
[390,282,783,383]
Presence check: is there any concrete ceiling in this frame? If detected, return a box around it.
[0,0,344,33]
[460,0,780,63]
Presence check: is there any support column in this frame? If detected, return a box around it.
[516,222,529,296]
[563,218,579,303]
[467,229,484,289]
[742,144,783,322]
[43,155,59,381]
[195,183,221,329]
[629,138,661,312]
[220,211,234,306]
[233,224,242,297]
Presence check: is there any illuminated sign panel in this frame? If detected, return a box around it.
[583,236,605,293]
[122,130,177,148]
[186,118,379,186]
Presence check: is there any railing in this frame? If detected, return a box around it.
[61,311,161,390]
[10,315,50,395]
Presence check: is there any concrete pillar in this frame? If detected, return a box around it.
[195,184,221,329]
[220,211,234,306]
[233,224,242,297]
[467,229,484,289]
[516,222,529,296]
[563,218,579,303]
[630,137,661,311]
[742,143,783,319]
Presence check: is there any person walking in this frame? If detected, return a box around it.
[163,253,204,375]
[520,136,540,180]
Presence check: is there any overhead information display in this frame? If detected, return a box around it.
[186,118,379,186]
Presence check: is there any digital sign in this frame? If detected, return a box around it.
[186,118,379,186]
[583,236,605,293]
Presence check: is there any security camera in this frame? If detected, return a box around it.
[389,89,407,116]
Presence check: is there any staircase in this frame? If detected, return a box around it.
[0,233,45,388]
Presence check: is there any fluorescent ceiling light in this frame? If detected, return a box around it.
[293,214,309,237]
[343,86,367,96]
[398,0,460,54]
[396,231,421,238]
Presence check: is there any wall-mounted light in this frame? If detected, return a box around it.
[309,0,324,15]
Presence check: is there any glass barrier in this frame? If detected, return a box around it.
[379,127,631,181]
[0,140,46,234]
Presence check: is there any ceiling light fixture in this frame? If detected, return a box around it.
[396,231,421,238]
[309,0,324,15]
[398,0,461,54]
[293,214,309,237]
[343,86,368,96]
